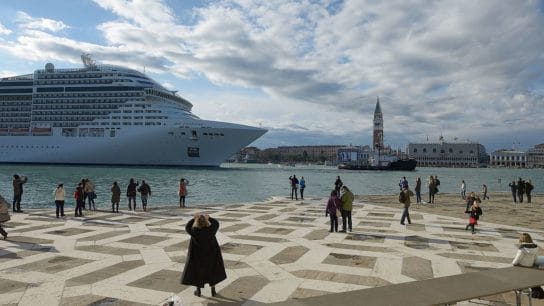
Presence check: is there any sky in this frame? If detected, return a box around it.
[0,0,543,152]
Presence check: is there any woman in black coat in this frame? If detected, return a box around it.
[181,214,226,297]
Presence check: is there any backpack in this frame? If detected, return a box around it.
[532,286,544,299]
[435,179,440,186]
[398,191,406,203]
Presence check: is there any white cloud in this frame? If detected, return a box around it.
[1,0,544,150]
[0,70,18,78]
[0,23,12,35]
[15,11,68,32]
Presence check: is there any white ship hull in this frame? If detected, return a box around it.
[0,123,265,166]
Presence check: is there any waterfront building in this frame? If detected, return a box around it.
[260,145,345,163]
[527,143,544,168]
[489,149,526,168]
[408,137,487,167]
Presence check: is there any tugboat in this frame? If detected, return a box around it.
[337,146,417,171]
[338,157,417,171]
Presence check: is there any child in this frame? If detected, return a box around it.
[465,197,483,234]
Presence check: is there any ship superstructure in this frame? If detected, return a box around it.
[0,55,266,166]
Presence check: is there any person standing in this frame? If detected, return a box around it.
[138,180,152,211]
[74,183,84,217]
[517,177,525,203]
[334,176,343,194]
[299,176,306,200]
[12,174,28,213]
[482,184,489,200]
[525,180,534,204]
[111,181,121,213]
[414,177,421,204]
[53,183,66,218]
[400,186,414,225]
[179,178,189,208]
[460,180,466,200]
[80,178,88,210]
[290,175,299,200]
[339,186,354,232]
[465,197,483,234]
[509,181,518,203]
[84,178,96,211]
[181,214,227,297]
[126,178,138,211]
[325,190,342,232]
[0,193,11,240]
[465,192,476,212]
[427,176,436,204]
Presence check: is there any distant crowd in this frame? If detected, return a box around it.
[8,174,194,219]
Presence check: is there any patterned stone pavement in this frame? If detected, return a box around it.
[0,197,543,306]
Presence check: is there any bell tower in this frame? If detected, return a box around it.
[373,96,383,151]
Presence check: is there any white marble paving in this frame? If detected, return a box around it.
[0,197,539,305]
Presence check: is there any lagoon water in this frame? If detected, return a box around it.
[0,163,542,209]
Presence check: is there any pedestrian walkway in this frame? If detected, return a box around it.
[0,197,543,305]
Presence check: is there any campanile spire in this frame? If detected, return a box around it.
[373,96,383,150]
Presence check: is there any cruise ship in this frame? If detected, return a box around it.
[0,55,266,166]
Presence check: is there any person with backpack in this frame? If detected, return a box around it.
[512,233,544,299]
[299,176,306,200]
[399,186,414,225]
[427,176,436,204]
[137,180,152,211]
[339,186,354,232]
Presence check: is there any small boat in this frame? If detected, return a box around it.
[338,158,417,171]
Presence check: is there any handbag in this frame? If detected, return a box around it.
[336,208,342,216]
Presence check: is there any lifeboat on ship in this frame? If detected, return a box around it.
[31,127,53,136]
[9,128,30,135]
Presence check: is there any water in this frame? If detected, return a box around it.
[0,163,542,209]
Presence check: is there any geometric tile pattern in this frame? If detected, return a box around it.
[1,196,543,305]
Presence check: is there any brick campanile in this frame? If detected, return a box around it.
[373,97,383,150]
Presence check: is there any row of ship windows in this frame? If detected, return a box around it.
[0,145,60,149]
[413,148,475,154]
[33,99,140,104]
[0,101,32,106]
[0,96,32,101]
[30,116,166,120]
[2,107,163,113]
[33,105,126,110]
[36,79,115,85]
[35,92,143,98]
[202,132,225,136]
[38,73,115,79]
[166,131,225,137]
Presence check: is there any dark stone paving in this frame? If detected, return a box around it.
[66,260,145,286]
